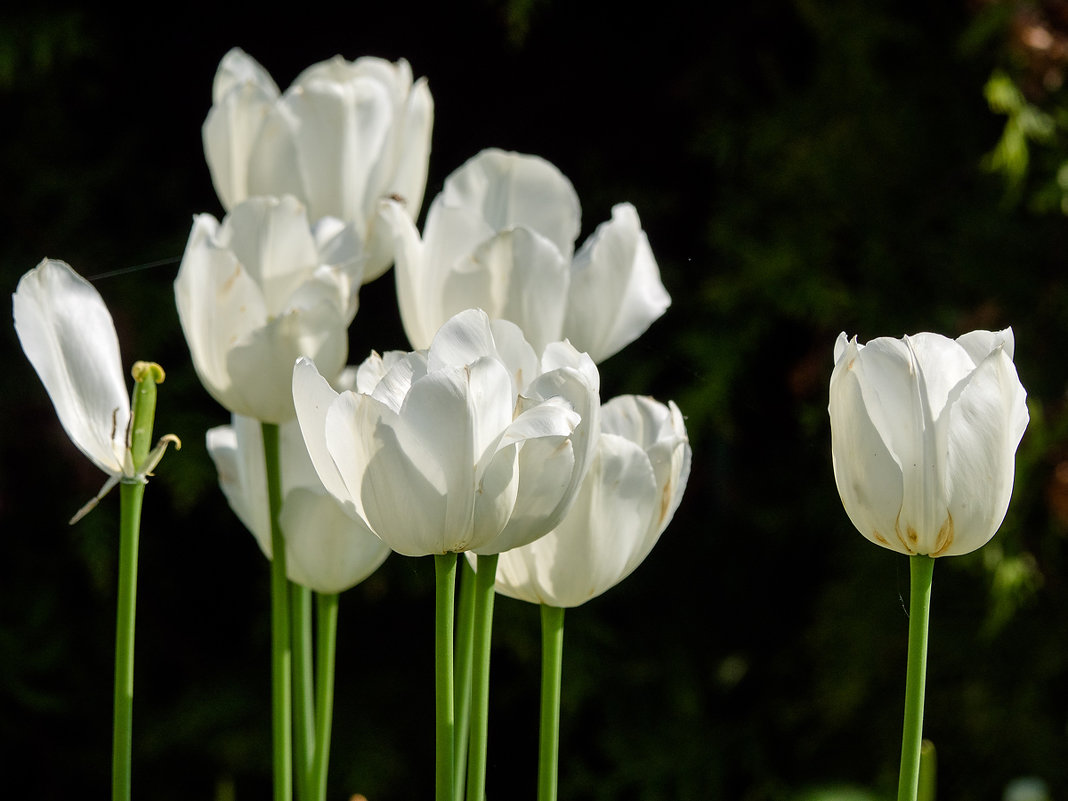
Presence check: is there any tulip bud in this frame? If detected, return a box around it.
[828,329,1029,557]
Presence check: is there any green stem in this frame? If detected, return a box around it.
[538,605,565,801]
[897,555,935,801]
[262,422,293,801]
[111,362,162,801]
[113,479,143,801]
[311,592,339,801]
[436,553,458,801]
[465,553,499,801]
[292,583,315,801]
[453,558,477,801]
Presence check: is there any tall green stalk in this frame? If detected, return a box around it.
[453,558,477,801]
[897,555,935,801]
[292,583,315,801]
[538,605,565,801]
[112,361,163,801]
[465,553,499,801]
[435,554,458,801]
[262,422,293,801]
[311,592,339,801]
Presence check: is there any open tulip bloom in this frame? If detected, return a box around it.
[828,328,1028,801]
[14,258,178,801]
[292,307,601,558]
[492,394,691,608]
[385,148,670,362]
[293,307,600,801]
[203,48,433,281]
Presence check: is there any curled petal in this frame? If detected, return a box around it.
[564,203,670,362]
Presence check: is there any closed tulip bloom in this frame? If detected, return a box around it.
[829,329,1029,557]
[203,48,433,281]
[175,195,362,424]
[491,395,690,607]
[386,148,670,361]
[207,413,389,595]
[292,308,601,557]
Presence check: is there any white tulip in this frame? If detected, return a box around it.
[491,395,691,607]
[386,148,670,361]
[829,329,1029,557]
[13,259,179,521]
[207,414,390,595]
[175,195,363,424]
[292,308,601,557]
[203,48,433,282]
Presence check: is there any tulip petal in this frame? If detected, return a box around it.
[829,338,909,553]
[325,390,448,555]
[282,487,390,594]
[203,49,280,210]
[564,203,670,362]
[441,149,582,260]
[249,75,394,227]
[494,434,658,607]
[441,228,569,355]
[956,327,1015,364]
[940,347,1029,555]
[206,418,271,557]
[14,259,130,475]
[292,358,355,511]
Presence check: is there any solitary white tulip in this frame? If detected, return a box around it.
[829,329,1029,557]
[203,47,433,282]
[386,148,670,361]
[207,414,390,595]
[491,394,691,607]
[292,308,601,557]
[13,259,179,520]
[175,195,363,424]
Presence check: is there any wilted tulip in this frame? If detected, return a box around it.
[385,148,670,361]
[829,329,1029,557]
[492,394,691,607]
[292,308,601,557]
[203,48,433,281]
[14,259,179,520]
[207,414,389,595]
[175,195,363,424]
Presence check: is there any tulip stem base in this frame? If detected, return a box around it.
[263,422,293,801]
[453,559,477,800]
[435,554,457,801]
[465,553,499,801]
[311,592,339,801]
[897,555,935,801]
[538,605,565,801]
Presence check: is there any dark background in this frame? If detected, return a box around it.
[2,2,1068,799]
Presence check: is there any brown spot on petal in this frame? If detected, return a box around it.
[906,526,919,544]
[658,478,674,528]
[221,264,241,294]
[931,513,955,557]
[872,531,889,545]
[894,513,916,555]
